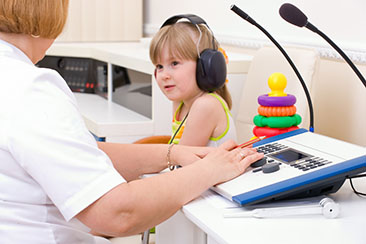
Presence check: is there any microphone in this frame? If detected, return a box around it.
[279,3,366,88]
[230,4,315,132]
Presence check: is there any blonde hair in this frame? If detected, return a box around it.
[0,0,69,39]
[150,21,232,109]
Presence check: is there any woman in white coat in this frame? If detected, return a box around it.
[0,0,263,243]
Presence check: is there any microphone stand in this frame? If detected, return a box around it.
[230,4,315,132]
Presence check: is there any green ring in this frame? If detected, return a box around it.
[253,114,302,128]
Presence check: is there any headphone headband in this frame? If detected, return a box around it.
[160,14,216,51]
[160,14,209,29]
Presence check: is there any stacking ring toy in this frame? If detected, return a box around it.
[253,126,300,138]
[258,94,296,107]
[253,114,302,128]
[258,105,296,117]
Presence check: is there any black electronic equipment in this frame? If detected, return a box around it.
[160,14,227,92]
[36,56,130,94]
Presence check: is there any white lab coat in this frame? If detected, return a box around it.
[0,39,125,243]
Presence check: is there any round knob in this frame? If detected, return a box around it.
[251,157,267,168]
[262,162,280,173]
[57,58,66,69]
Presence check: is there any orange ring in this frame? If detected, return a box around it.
[258,105,296,117]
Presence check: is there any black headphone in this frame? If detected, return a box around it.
[160,14,227,92]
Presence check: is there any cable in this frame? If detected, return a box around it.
[168,113,189,144]
[347,173,366,197]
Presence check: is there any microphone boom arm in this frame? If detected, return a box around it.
[231,4,315,132]
[306,22,366,88]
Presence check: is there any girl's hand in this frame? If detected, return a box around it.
[170,144,215,167]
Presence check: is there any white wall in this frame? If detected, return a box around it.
[143,0,366,53]
[58,0,142,42]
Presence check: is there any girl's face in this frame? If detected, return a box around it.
[154,46,203,103]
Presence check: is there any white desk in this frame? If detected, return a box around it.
[47,41,253,142]
[156,178,366,244]
[73,93,152,138]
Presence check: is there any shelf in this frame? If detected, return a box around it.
[74,93,153,138]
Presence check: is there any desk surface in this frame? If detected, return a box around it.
[74,93,152,138]
[180,178,366,244]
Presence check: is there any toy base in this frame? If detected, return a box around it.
[253,126,299,138]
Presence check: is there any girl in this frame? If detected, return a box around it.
[150,15,237,147]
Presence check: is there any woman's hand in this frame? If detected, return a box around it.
[197,140,264,185]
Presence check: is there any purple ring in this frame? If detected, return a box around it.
[258,94,296,107]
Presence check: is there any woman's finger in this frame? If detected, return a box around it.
[240,152,264,169]
[230,146,257,160]
[218,139,238,151]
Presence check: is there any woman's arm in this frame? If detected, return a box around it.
[77,140,263,237]
[98,142,213,181]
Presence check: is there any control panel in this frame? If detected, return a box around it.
[212,129,366,206]
[251,143,333,174]
[36,56,130,94]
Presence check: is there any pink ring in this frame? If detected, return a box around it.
[258,94,296,107]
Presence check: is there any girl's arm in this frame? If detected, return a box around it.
[179,94,227,146]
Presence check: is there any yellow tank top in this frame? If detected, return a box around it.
[169,93,237,146]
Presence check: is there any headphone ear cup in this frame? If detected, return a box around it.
[196,49,227,92]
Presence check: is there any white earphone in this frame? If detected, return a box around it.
[223,197,340,219]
